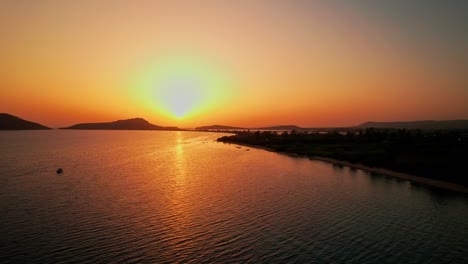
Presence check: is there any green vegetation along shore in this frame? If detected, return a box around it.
[217,129,468,190]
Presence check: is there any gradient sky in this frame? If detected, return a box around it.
[1,0,467,128]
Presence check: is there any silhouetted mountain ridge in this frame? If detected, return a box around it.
[63,118,181,130]
[198,120,468,131]
[356,120,468,130]
[255,125,303,130]
[196,124,304,130]
[196,125,246,130]
[0,113,50,130]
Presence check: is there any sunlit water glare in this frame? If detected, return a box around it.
[0,131,467,263]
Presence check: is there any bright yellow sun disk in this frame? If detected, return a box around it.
[130,55,233,120]
[159,74,206,119]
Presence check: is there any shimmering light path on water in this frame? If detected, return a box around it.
[0,131,467,263]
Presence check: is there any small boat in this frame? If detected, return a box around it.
[56,168,63,174]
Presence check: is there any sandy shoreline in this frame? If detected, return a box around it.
[222,141,468,194]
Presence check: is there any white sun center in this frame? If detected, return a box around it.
[159,77,205,118]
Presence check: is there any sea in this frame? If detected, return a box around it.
[0,130,467,263]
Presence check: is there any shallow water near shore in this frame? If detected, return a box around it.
[1,130,467,263]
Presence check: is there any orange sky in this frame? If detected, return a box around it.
[1,1,467,128]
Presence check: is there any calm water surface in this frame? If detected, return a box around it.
[0,130,467,263]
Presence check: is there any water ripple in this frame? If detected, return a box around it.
[1,131,467,263]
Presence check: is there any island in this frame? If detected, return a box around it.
[196,124,304,131]
[196,125,246,130]
[356,120,468,130]
[254,125,304,130]
[217,127,468,191]
[200,120,468,132]
[0,113,50,130]
[62,118,182,131]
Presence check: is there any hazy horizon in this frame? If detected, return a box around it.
[4,112,468,130]
[1,1,467,128]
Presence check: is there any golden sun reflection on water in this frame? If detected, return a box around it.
[163,131,197,254]
[175,132,187,186]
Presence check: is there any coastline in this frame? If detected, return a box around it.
[221,142,468,194]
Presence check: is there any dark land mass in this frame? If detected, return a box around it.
[196,124,310,131]
[356,120,468,130]
[0,113,50,130]
[198,120,468,132]
[196,125,246,130]
[217,128,468,187]
[62,118,181,131]
[255,125,303,130]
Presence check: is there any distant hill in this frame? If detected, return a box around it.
[356,120,468,130]
[195,124,305,130]
[255,125,303,130]
[0,113,50,130]
[63,118,181,130]
[198,120,468,131]
[196,125,246,130]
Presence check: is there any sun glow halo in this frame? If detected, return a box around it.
[132,55,232,120]
[159,73,206,119]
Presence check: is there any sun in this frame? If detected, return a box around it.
[130,54,233,120]
[157,71,207,119]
